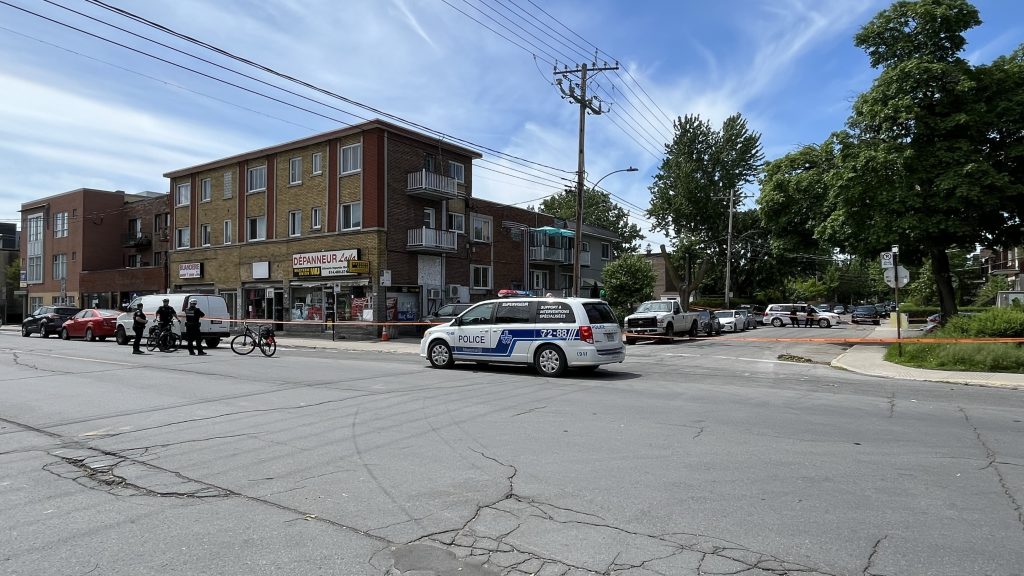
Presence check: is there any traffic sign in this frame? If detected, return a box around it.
[880,252,894,269]
[884,265,909,288]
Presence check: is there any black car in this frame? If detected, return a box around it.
[22,305,82,337]
[696,309,722,336]
[850,305,881,325]
[422,303,472,325]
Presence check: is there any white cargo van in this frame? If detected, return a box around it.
[115,293,231,348]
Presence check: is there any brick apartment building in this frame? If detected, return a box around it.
[19,189,170,311]
[165,119,619,334]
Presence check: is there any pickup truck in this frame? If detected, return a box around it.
[623,299,701,344]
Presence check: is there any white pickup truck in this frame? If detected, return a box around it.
[623,299,701,344]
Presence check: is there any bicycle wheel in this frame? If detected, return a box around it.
[160,331,179,352]
[146,332,159,352]
[231,332,256,355]
[258,336,276,357]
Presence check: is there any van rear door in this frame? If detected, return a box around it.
[583,302,622,350]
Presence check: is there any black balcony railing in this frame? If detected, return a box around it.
[122,232,152,247]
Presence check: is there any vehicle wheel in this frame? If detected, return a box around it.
[688,321,699,337]
[818,318,831,329]
[115,326,128,345]
[625,337,637,345]
[664,322,674,339]
[427,339,454,368]
[874,320,880,325]
[705,325,713,337]
[21,325,30,337]
[41,324,50,337]
[85,327,95,342]
[231,333,256,355]
[205,338,221,349]
[771,317,783,327]
[259,337,277,357]
[60,328,70,340]
[534,344,567,377]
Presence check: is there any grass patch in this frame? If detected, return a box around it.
[885,342,1024,373]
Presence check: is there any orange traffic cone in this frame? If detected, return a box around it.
[381,325,390,341]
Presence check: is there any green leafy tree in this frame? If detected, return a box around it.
[601,253,655,322]
[538,187,643,255]
[3,257,18,291]
[786,277,829,302]
[972,275,1010,306]
[758,140,838,257]
[648,113,764,304]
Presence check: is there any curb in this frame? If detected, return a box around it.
[831,347,1024,390]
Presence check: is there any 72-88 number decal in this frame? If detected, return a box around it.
[540,328,571,339]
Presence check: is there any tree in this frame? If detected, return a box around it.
[601,253,655,322]
[647,113,764,304]
[758,140,837,257]
[538,187,643,255]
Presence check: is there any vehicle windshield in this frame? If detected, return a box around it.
[855,306,876,313]
[636,301,673,313]
[55,307,79,315]
[98,309,121,317]
[714,311,734,318]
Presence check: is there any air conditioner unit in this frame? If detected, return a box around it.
[447,284,460,298]
[428,288,442,300]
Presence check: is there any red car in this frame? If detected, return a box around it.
[60,309,121,341]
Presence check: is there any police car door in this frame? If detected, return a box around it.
[450,302,497,360]
[491,300,535,363]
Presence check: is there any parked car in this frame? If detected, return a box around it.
[738,304,765,325]
[60,308,121,341]
[422,303,472,325]
[736,309,757,330]
[714,310,741,332]
[696,309,722,336]
[22,305,81,338]
[833,305,847,314]
[874,303,890,318]
[851,305,882,325]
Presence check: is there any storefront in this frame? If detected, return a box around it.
[289,249,371,332]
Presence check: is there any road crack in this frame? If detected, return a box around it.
[959,407,1024,533]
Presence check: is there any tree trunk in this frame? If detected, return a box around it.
[930,248,958,319]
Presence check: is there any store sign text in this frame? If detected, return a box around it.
[179,262,203,279]
[292,250,365,278]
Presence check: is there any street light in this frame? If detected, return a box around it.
[573,166,638,297]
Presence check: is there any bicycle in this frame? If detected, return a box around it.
[146,322,179,353]
[230,321,276,357]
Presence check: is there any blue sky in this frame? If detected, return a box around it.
[0,0,1020,247]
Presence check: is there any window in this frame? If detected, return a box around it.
[424,154,438,173]
[154,252,165,267]
[448,213,465,233]
[71,251,76,261]
[311,207,322,230]
[601,242,611,260]
[175,227,190,249]
[53,212,69,238]
[200,224,211,246]
[423,208,435,229]
[247,216,266,241]
[460,302,495,325]
[128,254,140,268]
[200,178,212,202]
[471,265,492,289]
[26,213,43,283]
[176,182,191,206]
[582,241,590,252]
[531,270,549,290]
[27,256,42,283]
[52,253,67,280]
[288,210,302,237]
[448,161,465,183]
[223,172,233,199]
[247,165,267,193]
[128,218,141,239]
[155,213,169,238]
[495,301,532,324]
[312,152,323,175]
[341,144,362,174]
[471,214,492,243]
[289,157,302,185]
[223,220,232,245]
[341,202,361,230]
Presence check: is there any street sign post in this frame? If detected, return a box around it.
[880,252,894,268]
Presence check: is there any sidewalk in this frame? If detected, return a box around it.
[830,320,1024,390]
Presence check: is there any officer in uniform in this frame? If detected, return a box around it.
[155,298,179,334]
[131,303,148,354]
[184,299,207,356]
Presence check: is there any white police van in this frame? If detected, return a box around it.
[419,296,625,377]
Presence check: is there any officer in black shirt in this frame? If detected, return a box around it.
[132,303,148,354]
[184,299,206,356]
[155,298,179,333]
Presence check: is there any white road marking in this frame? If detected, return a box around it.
[10,351,135,366]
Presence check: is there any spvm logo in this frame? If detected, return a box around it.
[499,330,513,345]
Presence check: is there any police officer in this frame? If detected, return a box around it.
[131,303,148,354]
[184,299,207,356]
[155,298,179,334]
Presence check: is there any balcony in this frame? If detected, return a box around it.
[408,227,458,253]
[407,170,460,200]
[122,232,152,248]
[529,245,572,263]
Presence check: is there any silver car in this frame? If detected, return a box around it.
[735,309,757,330]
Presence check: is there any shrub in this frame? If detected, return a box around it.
[886,342,1024,373]
[964,307,1024,338]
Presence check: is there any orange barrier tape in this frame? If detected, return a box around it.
[622,332,1024,345]
[188,317,448,327]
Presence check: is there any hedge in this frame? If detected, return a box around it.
[898,305,991,322]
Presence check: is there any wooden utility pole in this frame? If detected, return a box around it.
[554,58,618,297]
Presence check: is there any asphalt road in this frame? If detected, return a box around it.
[1,325,1022,576]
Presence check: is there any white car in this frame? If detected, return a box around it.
[420,296,625,377]
[714,310,742,332]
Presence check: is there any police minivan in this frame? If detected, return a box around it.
[419,297,625,377]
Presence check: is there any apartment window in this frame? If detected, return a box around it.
[312,152,323,175]
[52,253,67,280]
[128,254,140,268]
[200,178,212,202]
[223,171,234,199]
[71,251,76,261]
[601,242,611,260]
[423,208,435,229]
[471,265,492,290]
[340,144,362,174]
[247,216,266,241]
[53,212,69,238]
[176,182,191,206]
[448,161,465,183]
[424,154,438,173]
[155,213,169,238]
[311,207,322,230]
[582,241,590,253]
[531,270,549,290]
[27,213,43,283]
[448,213,465,233]
[128,218,141,239]
[27,256,42,283]
[223,220,232,245]
[29,297,43,310]
[289,157,302,185]
[175,227,190,249]
[200,224,211,246]
[154,252,165,267]
[288,210,302,237]
[471,214,492,243]
[341,202,362,230]
[247,165,267,193]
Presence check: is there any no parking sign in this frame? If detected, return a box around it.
[880,252,894,268]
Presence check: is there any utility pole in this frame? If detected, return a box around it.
[555,57,619,297]
[724,189,737,309]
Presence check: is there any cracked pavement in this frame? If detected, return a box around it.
[1,331,1023,575]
